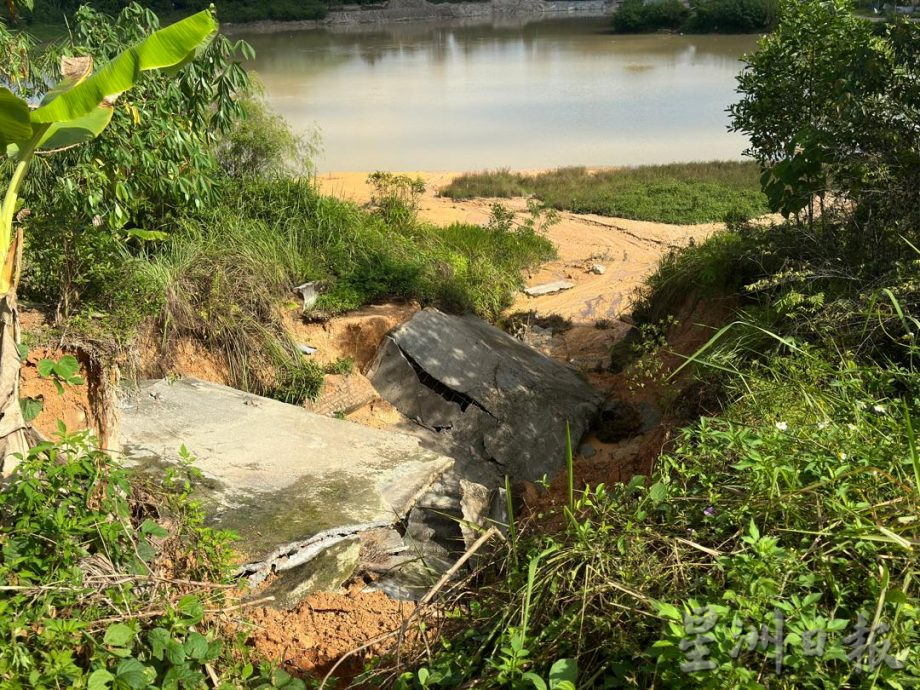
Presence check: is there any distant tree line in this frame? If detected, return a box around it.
[3,0,386,25]
[612,0,777,33]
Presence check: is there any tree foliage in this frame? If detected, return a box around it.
[611,0,775,34]
[688,0,777,31]
[611,0,689,33]
[730,0,920,236]
[0,4,253,317]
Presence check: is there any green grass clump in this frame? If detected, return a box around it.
[440,162,769,225]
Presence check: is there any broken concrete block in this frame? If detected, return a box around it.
[367,309,603,485]
[259,538,362,610]
[591,264,606,275]
[523,280,575,297]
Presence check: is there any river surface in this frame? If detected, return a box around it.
[235,19,759,172]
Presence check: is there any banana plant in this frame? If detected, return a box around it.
[0,9,217,475]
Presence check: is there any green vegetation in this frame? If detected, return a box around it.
[0,427,310,688]
[3,0,510,27]
[440,162,769,225]
[611,0,689,32]
[730,0,919,232]
[137,176,553,400]
[1,5,554,406]
[5,0,353,25]
[612,0,778,33]
[384,2,920,688]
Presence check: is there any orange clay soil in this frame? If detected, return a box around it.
[247,585,423,687]
[522,292,738,524]
[19,310,111,444]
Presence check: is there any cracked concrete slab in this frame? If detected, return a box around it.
[117,378,453,564]
[367,309,603,484]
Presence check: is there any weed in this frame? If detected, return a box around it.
[367,171,426,228]
[0,428,303,688]
[36,353,83,395]
[325,356,355,376]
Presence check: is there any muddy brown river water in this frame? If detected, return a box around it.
[234,18,759,171]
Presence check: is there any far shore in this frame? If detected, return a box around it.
[223,0,614,35]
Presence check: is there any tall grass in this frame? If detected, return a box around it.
[135,177,555,400]
[440,162,769,224]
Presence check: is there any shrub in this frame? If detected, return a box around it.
[688,0,777,31]
[611,0,773,33]
[0,428,303,688]
[215,90,320,181]
[7,4,253,323]
[612,0,690,32]
[730,0,920,238]
[367,171,427,228]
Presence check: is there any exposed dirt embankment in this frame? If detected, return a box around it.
[19,310,114,445]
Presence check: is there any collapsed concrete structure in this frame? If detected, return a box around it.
[118,309,603,605]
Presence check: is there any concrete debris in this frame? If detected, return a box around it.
[118,378,454,606]
[293,281,319,312]
[523,280,575,297]
[367,309,603,485]
[257,538,362,609]
[590,264,606,275]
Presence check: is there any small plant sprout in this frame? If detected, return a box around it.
[37,354,84,395]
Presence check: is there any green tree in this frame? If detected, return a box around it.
[729,0,920,238]
[9,5,253,318]
[612,0,689,32]
[0,9,216,473]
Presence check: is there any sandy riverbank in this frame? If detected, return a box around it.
[317,170,718,324]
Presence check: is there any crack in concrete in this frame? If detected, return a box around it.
[400,346,497,421]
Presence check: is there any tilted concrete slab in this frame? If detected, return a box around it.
[368,309,604,484]
[118,378,453,564]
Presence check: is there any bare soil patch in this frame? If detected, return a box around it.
[247,585,419,686]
